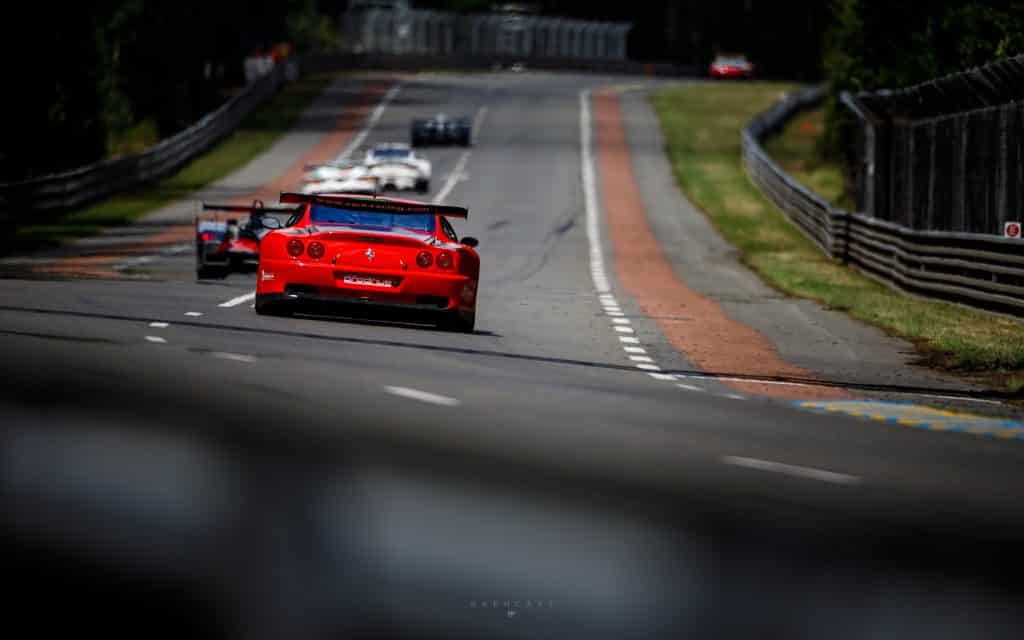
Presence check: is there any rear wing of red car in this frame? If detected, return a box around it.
[202,200,299,215]
[279,192,469,219]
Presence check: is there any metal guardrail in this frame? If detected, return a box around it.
[341,8,631,61]
[743,85,1024,316]
[0,59,298,219]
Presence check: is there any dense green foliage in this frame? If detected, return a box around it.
[824,0,1024,93]
[822,0,1024,160]
[4,1,342,182]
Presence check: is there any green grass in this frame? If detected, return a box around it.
[108,117,161,157]
[651,82,1024,389]
[6,71,340,254]
[763,106,852,209]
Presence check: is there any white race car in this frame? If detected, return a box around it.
[300,173,379,195]
[363,143,431,193]
[302,161,362,183]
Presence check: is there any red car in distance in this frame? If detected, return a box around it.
[255,192,480,332]
[709,54,754,79]
[195,200,296,279]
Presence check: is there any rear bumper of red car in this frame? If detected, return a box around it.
[256,258,478,312]
[710,68,752,78]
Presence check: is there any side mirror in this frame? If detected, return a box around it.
[262,217,282,229]
[461,236,479,248]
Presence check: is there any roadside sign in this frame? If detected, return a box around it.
[1005,221,1022,239]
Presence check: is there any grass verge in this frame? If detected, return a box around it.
[651,82,1024,390]
[6,71,340,254]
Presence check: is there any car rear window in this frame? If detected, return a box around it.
[310,205,435,233]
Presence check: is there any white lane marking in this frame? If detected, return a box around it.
[676,383,704,392]
[724,394,746,400]
[581,87,683,391]
[184,312,203,317]
[144,336,166,344]
[219,291,256,308]
[113,255,154,270]
[433,149,472,204]
[721,456,862,486]
[211,352,257,363]
[384,386,461,407]
[580,89,611,293]
[432,105,488,204]
[471,105,489,139]
[148,322,169,328]
[334,83,403,162]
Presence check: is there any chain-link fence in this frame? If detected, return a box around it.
[746,84,1024,316]
[341,8,630,61]
[842,54,1024,236]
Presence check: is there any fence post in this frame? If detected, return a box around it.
[840,92,878,218]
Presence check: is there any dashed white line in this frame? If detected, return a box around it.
[114,255,154,270]
[384,386,461,407]
[211,352,257,363]
[471,105,490,139]
[219,291,256,308]
[433,149,472,204]
[721,455,862,486]
[723,393,746,400]
[184,312,203,317]
[144,336,166,344]
[676,383,704,392]
[580,87,693,393]
[334,83,403,162]
[580,89,611,294]
[148,322,169,328]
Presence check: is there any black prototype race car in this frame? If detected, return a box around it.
[411,113,472,147]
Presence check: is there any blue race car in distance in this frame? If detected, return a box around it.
[411,113,472,147]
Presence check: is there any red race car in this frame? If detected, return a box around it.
[195,200,298,279]
[709,54,754,79]
[255,192,480,332]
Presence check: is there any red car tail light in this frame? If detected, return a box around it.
[436,250,453,269]
[287,239,305,257]
[416,251,433,268]
[200,231,216,242]
[307,241,325,259]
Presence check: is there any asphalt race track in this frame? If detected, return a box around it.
[2,72,1024,639]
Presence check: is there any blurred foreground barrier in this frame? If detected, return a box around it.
[0,59,299,219]
[743,84,1024,316]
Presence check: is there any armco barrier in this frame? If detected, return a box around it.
[743,85,1024,316]
[0,59,298,219]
